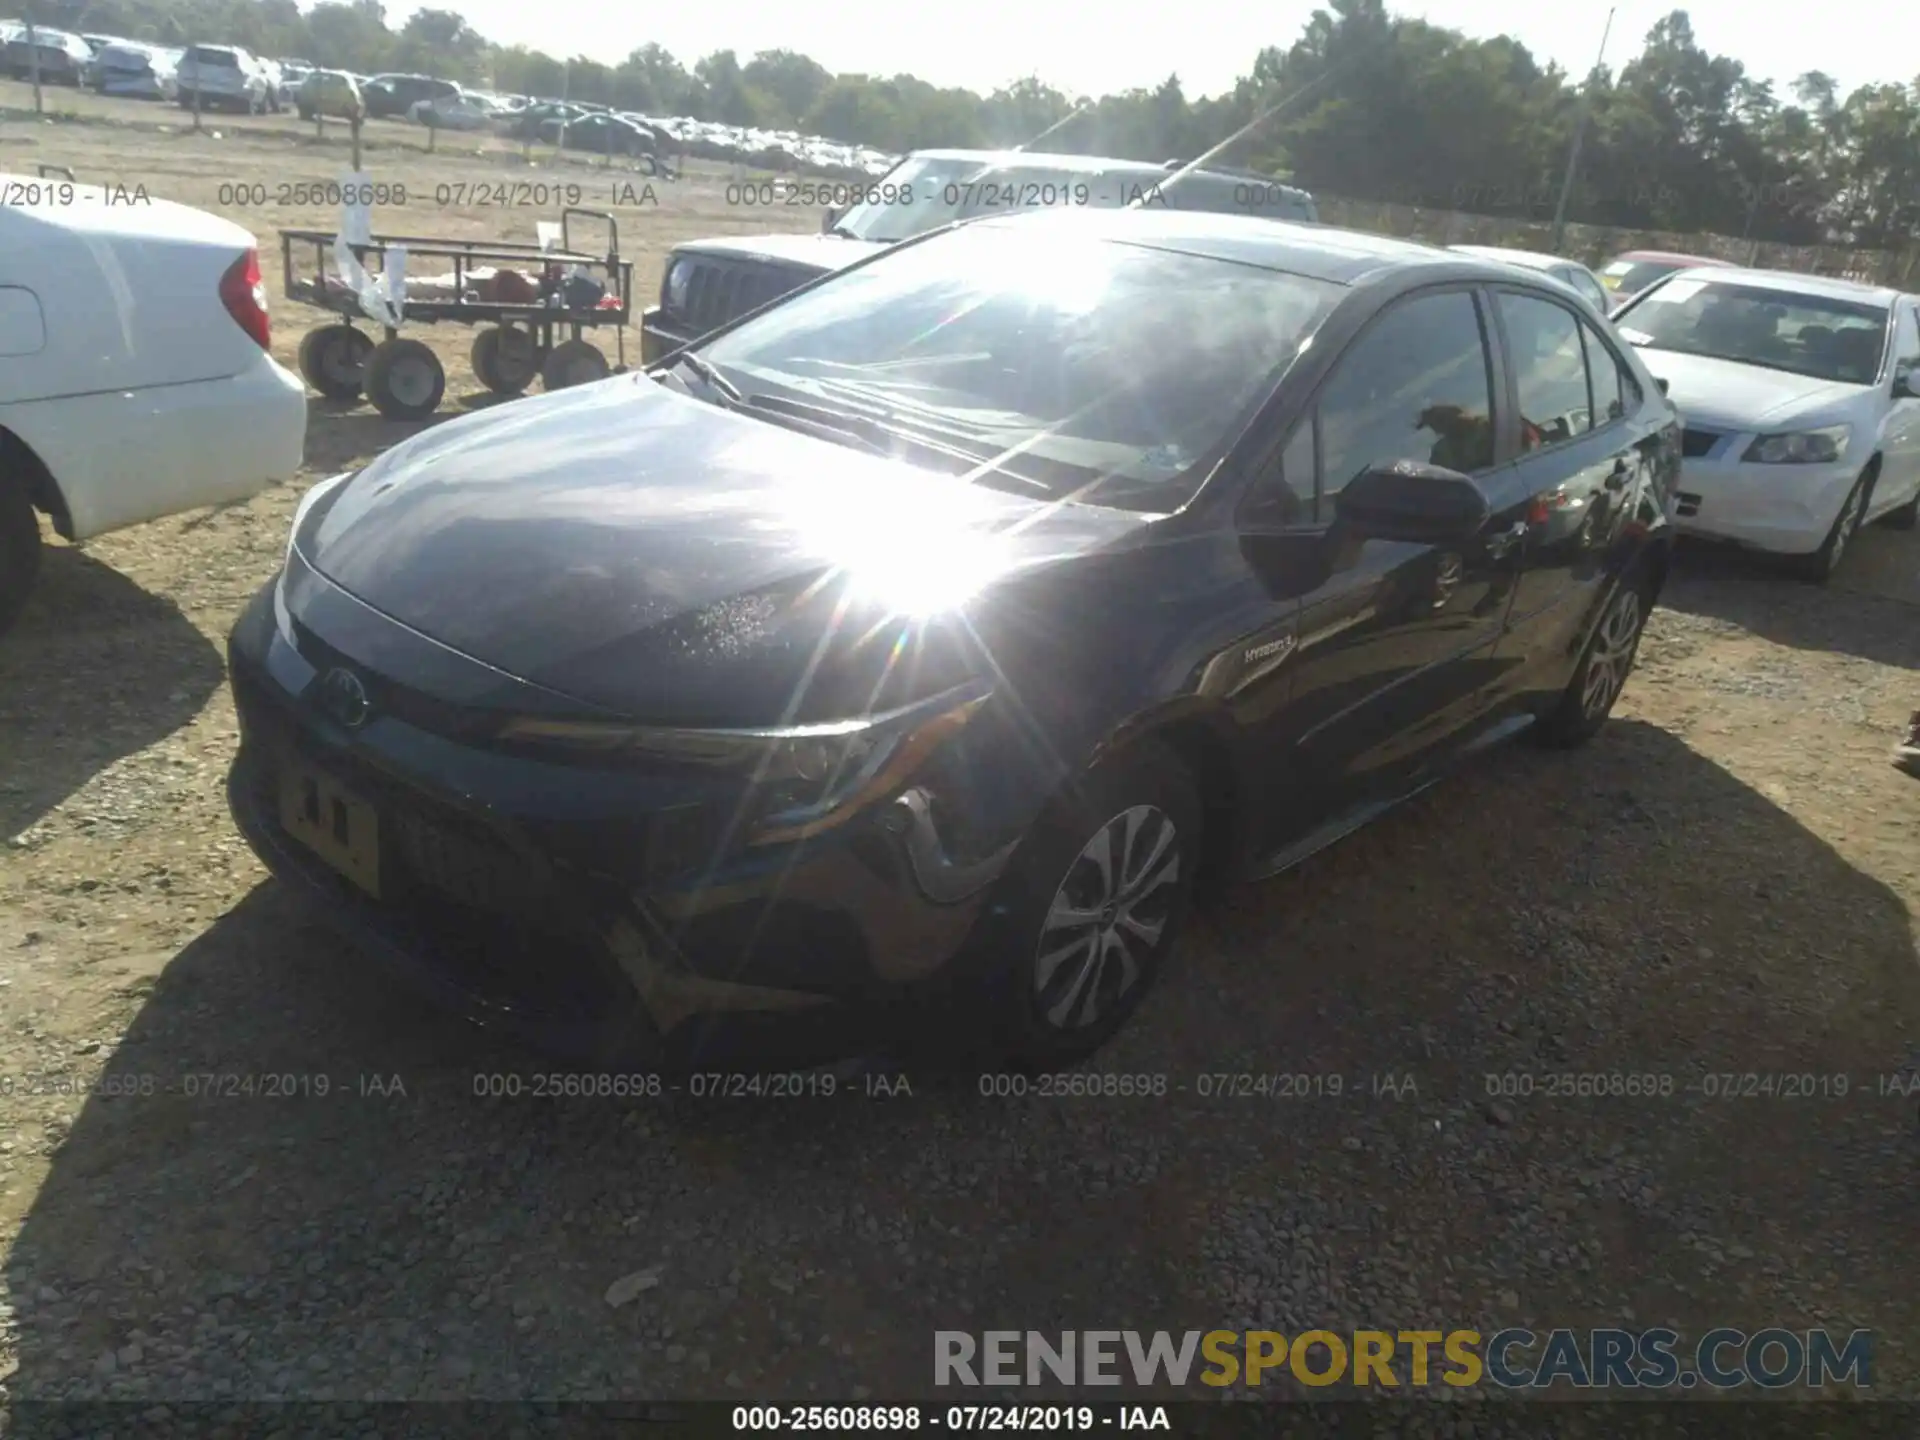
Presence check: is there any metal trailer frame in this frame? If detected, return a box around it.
[279,207,636,416]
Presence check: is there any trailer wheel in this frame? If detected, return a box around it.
[365,339,446,421]
[298,324,374,401]
[541,339,610,391]
[471,326,542,396]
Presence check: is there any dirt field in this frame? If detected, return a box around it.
[3,81,1920,1408]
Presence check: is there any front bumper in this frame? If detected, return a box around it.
[640,307,693,366]
[223,579,1020,1067]
[1670,443,1858,555]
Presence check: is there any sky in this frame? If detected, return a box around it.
[405,0,1908,106]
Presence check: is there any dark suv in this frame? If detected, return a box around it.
[227,210,1676,1072]
[640,148,1319,363]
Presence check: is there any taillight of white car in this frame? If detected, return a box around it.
[219,247,270,350]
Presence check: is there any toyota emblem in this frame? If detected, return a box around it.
[317,667,371,728]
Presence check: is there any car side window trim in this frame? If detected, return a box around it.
[1499,284,1653,452]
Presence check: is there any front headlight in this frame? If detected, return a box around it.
[662,257,691,315]
[275,470,354,644]
[1742,425,1849,465]
[496,680,993,845]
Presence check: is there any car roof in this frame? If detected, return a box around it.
[1449,244,1581,272]
[904,148,1312,193]
[1665,266,1900,308]
[973,208,1488,285]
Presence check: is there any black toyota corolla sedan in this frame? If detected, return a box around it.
[227,208,1679,1070]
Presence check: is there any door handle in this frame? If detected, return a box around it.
[1604,459,1630,491]
[1484,519,1528,558]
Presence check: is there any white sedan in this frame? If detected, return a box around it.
[0,173,307,634]
[1612,268,1920,581]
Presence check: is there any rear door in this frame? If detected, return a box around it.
[1253,285,1536,847]
[1488,286,1661,700]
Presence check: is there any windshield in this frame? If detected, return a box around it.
[694,222,1342,512]
[1615,279,1888,385]
[834,156,1143,244]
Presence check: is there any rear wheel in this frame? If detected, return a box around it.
[297,323,374,401]
[977,740,1201,1069]
[541,339,610,391]
[1532,572,1652,749]
[0,471,41,638]
[471,326,542,395]
[364,338,446,421]
[1790,469,1871,583]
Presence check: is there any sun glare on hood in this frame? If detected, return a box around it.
[786,471,1014,617]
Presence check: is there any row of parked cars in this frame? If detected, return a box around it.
[0,24,900,176]
[5,153,1915,1071]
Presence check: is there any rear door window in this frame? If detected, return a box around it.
[1497,292,1594,451]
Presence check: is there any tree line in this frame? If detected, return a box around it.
[15,0,1920,246]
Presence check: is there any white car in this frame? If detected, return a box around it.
[0,176,307,635]
[1612,268,1920,580]
[1447,244,1612,315]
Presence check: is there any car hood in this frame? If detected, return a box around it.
[677,233,883,274]
[1630,348,1867,429]
[299,376,1150,725]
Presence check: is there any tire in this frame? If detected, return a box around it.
[0,471,42,638]
[541,339,610,391]
[1790,469,1872,583]
[1879,481,1919,531]
[297,324,374,401]
[1531,571,1653,749]
[975,739,1202,1069]
[364,338,445,421]
[297,105,315,122]
[470,326,541,396]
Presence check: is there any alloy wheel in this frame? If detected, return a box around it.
[1033,805,1180,1032]
[1580,588,1643,720]
[1827,483,1866,572]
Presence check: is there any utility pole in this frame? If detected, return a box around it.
[1549,6,1615,253]
[25,12,43,117]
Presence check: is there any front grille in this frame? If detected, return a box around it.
[1681,428,1723,459]
[677,259,808,335]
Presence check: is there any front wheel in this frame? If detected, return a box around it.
[541,339,610,391]
[298,323,374,401]
[1531,574,1651,748]
[1790,470,1871,582]
[0,471,42,638]
[978,740,1201,1069]
[364,338,446,421]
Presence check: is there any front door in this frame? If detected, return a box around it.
[1258,286,1531,851]
[1490,288,1659,698]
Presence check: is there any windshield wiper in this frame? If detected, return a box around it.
[663,352,746,406]
[745,392,1048,485]
[827,223,860,239]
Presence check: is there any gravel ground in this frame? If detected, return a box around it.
[3,82,1920,1414]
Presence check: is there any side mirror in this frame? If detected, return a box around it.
[822,206,842,233]
[1655,376,1670,397]
[1333,461,1490,544]
[1896,365,1920,399]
